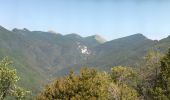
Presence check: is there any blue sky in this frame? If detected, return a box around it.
[0,0,170,40]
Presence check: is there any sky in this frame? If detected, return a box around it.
[0,0,170,40]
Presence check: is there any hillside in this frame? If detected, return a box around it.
[0,26,47,94]
[0,26,105,95]
[85,34,156,68]
[58,34,170,75]
[0,26,170,96]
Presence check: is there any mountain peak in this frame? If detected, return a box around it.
[12,28,30,32]
[12,28,21,32]
[133,33,146,38]
[65,33,82,39]
[0,25,8,31]
[86,34,106,43]
[0,25,4,29]
[119,33,148,40]
[94,34,106,43]
[168,35,170,38]
[23,28,29,32]
[48,30,58,34]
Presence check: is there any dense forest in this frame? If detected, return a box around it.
[1,48,170,100]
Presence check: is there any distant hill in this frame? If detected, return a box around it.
[0,26,105,94]
[90,33,155,67]
[58,33,169,75]
[0,25,170,95]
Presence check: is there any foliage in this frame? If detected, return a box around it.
[110,66,139,100]
[2,25,170,99]
[37,68,110,100]
[137,50,163,99]
[37,67,140,100]
[111,66,137,85]
[37,49,170,100]
[142,50,163,81]
[109,82,139,100]
[135,49,170,99]
[0,57,29,100]
[1,25,170,98]
[150,48,170,99]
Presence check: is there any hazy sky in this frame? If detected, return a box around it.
[1,0,170,40]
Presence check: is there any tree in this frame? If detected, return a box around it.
[0,57,29,100]
[141,50,163,84]
[138,49,170,99]
[111,66,137,86]
[37,68,110,100]
[150,48,170,99]
[137,50,163,99]
[110,66,139,100]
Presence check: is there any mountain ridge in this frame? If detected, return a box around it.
[0,25,170,95]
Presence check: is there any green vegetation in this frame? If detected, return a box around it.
[149,49,170,99]
[0,57,29,100]
[37,68,110,100]
[1,26,170,99]
[37,67,139,100]
[110,66,138,100]
[37,49,170,100]
[0,41,170,99]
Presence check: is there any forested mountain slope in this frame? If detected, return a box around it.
[0,25,170,95]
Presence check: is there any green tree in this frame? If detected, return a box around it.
[140,49,170,99]
[137,50,163,99]
[110,66,139,100]
[111,66,137,86]
[150,48,170,99]
[37,68,110,100]
[0,57,29,100]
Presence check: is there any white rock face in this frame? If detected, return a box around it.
[80,46,90,54]
[76,42,91,55]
